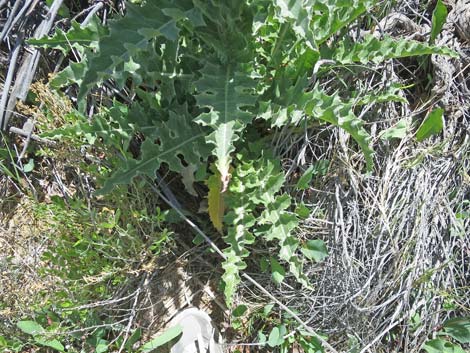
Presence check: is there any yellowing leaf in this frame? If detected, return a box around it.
[207,170,225,233]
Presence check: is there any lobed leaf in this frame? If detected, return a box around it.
[194,62,257,190]
[274,0,316,49]
[193,0,254,63]
[97,106,211,194]
[311,0,375,45]
[332,34,458,65]
[222,250,246,307]
[78,1,202,101]
[27,18,106,54]
[304,86,374,171]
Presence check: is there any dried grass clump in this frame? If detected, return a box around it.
[306,125,469,351]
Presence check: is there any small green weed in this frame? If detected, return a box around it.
[422,317,470,353]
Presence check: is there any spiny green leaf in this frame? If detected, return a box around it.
[194,61,257,189]
[258,71,312,128]
[273,0,374,48]
[274,0,316,49]
[304,86,374,171]
[221,154,312,302]
[50,59,88,88]
[332,35,458,65]
[27,18,106,54]
[311,0,375,45]
[78,1,201,101]
[97,107,211,195]
[259,194,310,287]
[222,250,246,306]
[263,74,374,171]
[416,108,444,142]
[354,84,408,106]
[430,0,448,44]
[260,195,297,242]
[193,0,254,63]
[224,208,255,257]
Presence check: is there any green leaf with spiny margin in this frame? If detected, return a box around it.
[50,60,88,88]
[221,155,311,301]
[311,0,375,45]
[258,69,311,128]
[78,0,202,102]
[224,206,256,258]
[222,250,247,307]
[42,102,156,151]
[274,0,316,49]
[260,194,297,243]
[27,18,106,54]
[331,34,458,64]
[274,0,374,48]
[193,0,254,64]
[261,73,374,171]
[259,194,310,287]
[303,86,374,171]
[194,61,257,190]
[97,106,211,195]
[354,84,408,106]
